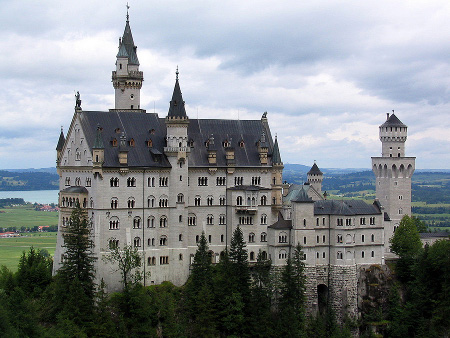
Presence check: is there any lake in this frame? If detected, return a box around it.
[0,190,59,204]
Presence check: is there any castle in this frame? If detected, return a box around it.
[54,15,415,318]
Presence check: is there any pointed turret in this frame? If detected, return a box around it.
[112,10,143,110]
[120,19,139,65]
[272,136,282,165]
[307,161,323,195]
[56,127,65,152]
[56,127,65,165]
[167,68,187,119]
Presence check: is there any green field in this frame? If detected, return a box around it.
[0,204,58,228]
[0,233,57,271]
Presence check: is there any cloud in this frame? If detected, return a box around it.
[0,1,449,169]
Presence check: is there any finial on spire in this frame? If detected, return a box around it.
[176,66,179,81]
[126,2,130,21]
[61,126,63,133]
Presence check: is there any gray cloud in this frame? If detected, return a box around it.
[0,1,449,169]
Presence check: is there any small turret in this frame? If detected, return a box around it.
[92,124,104,177]
[118,132,128,165]
[258,131,269,165]
[307,162,323,194]
[207,135,217,165]
[56,127,65,164]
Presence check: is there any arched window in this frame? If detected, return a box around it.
[260,214,267,225]
[147,216,155,228]
[279,250,287,259]
[75,177,81,186]
[236,196,243,206]
[110,177,119,187]
[133,237,141,247]
[188,214,196,226]
[261,232,267,242]
[133,217,141,229]
[147,195,155,208]
[337,251,343,259]
[207,196,213,206]
[160,235,167,246]
[207,214,214,225]
[111,198,118,209]
[109,239,119,250]
[261,251,268,260]
[177,193,184,203]
[160,216,167,228]
[127,198,135,209]
[249,251,255,261]
[279,232,288,243]
[109,217,119,230]
[260,195,267,206]
[248,233,255,243]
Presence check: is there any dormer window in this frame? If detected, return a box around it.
[129,138,135,147]
[112,138,118,147]
[149,129,155,134]
[147,139,153,147]
[188,139,194,147]
[119,63,122,70]
[239,140,245,148]
[130,94,134,100]
[115,128,121,134]
[223,140,230,148]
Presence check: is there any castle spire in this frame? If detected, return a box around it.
[272,135,282,165]
[167,67,187,118]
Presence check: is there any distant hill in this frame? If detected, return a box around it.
[1,167,57,174]
[0,170,58,191]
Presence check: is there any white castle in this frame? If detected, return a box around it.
[54,15,415,318]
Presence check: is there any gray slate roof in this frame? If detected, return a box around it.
[420,232,449,239]
[118,20,139,65]
[77,110,275,168]
[167,78,187,118]
[272,137,282,164]
[308,162,322,175]
[268,212,292,229]
[314,199,381,216]
[56,129,65,151]
[62,186,89,193]
[381,113,406,128]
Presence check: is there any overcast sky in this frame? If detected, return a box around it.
[1,1,449,170]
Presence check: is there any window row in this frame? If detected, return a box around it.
[109,176,169,187]
[65,177,91,187]
[61,197,87,208]
[236,195,267,206]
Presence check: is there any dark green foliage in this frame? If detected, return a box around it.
[277,244,306,336]
[390,215,422,258]
[43,203,96,333]
[184,232,217,337]
[248,250,274,337]
[16,246,52,297]
[0,170,58,191]
[103,244,142,291]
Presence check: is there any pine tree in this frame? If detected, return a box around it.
[277,244,306,337]
[50,202,96,329]
[184,232,218,336]
[249,249,274,337]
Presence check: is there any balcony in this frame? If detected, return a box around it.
[235,205,257,214]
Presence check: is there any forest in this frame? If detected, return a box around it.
[0,206,448,337]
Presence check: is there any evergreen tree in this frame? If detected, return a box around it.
[229,226,251,300]
[277,244,306,337]
[16,246,53,297]
[249,249,274,337]
[46,202,96,331]
[184,232,217,337]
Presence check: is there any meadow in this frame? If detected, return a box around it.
[0,204,58,228]
[0,233,57,271]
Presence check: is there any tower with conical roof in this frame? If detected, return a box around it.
[112,9,143,110]
[372,112,415,255]
[307,162,323,195]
